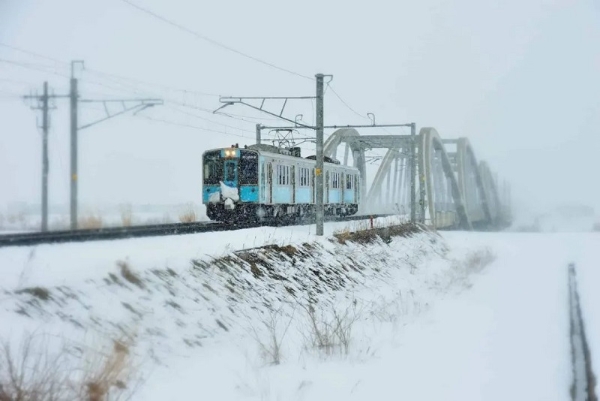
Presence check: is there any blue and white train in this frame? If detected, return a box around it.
[202,144,360,222]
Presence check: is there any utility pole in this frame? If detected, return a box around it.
[70,61,82,230]
[419,166,426,224]
[216,76,326,236]
[24,82,57,232]
[410,122,416,223]
[41,82,49,232]
[65,60,160,230]
[24,61,162,231]
[315,73,325,236]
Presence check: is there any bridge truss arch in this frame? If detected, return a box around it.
[321,126,509,230]
[419,128,471,229]
[323,128,367,207]
[454,138,492,227]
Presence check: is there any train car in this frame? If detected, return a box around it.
[202,144,360,222]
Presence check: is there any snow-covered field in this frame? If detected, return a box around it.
[0,218,598,400]
[0,203,209,233]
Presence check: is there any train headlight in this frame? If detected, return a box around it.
[225,149,235,157]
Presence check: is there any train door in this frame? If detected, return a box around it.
[267,163,273,204]
[224,160,237,188]
[291,165,296,204]
[325,171,330,205]
[341,173,345,204]
[311,168,315,203]
[260,162,266,202]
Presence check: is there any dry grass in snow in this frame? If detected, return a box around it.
[79,215,103,230]
[178,206,196,223]
[120,205,133,228]
[0,333,138,401]
[301,301,361,356]
[0,220,499,400]
[251,308,294,366]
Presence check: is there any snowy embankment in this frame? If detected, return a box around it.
[0,219,598,400]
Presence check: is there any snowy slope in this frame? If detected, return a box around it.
[0,222,598,400]
[135,232,600,401]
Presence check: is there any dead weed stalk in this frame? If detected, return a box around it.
[0,333,138,401]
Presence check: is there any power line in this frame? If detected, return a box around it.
[84,98,263,136]
[85,68,220,98]
[137,114,255,140]
[0,43,287,124]
[0,90,23,99]
[0,58,70,78]
[166,105,255,134]
[326,82,403,135]
[167,99,282,122]
[1,42,219,98]
[0,42,67,66]
[4,63,276,127]
[1,44,306,134]
[119,0,313,81]
[326,83,369,121]
[0,77,45,86]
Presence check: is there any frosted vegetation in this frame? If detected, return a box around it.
[0,220,497,400]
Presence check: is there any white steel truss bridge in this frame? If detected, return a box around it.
[324,127,511,230]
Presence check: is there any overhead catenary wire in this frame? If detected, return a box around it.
[0,43,298,124]
[118,0,314,81]
[0,42,67,66]
[0,42,219,98]
[85,68,220,98]
[0,77,48,86]
[166,105,255,134]
[136,114,256,141]
[2,52,402,140]
[0,58,70,78]
[0,90,23,100]
[1,44,329,147]
[326,82,404,135]
[0,63,272,129]
[81,101,255,138]
[326,83,370,121]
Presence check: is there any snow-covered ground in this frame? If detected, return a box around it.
[0,203,209,233]
[0,219,598,400]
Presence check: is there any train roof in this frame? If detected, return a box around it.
[246,144,341,165]
[203,145,356,169]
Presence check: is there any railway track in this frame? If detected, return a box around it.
[568,263,597,401]
[0,214,393,248]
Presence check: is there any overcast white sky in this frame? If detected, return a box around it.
[1,0,599,216]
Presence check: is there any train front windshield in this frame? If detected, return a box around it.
[203,151,223,185]
[203,150,258,185]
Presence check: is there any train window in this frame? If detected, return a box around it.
[285,166,290,185]
[203,158,222,185]
[276,165,291,186]
[346,174,353,189]
[239,152,258,184]
[225,162,236,181]
[332,172,340,189]
[299,167,310,187]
